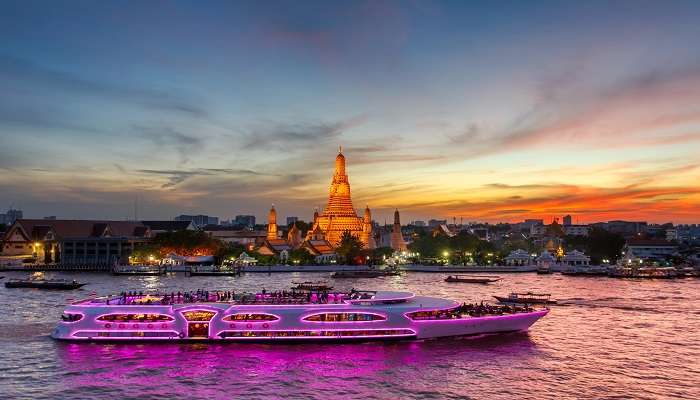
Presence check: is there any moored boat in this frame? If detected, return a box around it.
[332,267,400,279]
[112,265,166,276]
[188,265,241,276]
[493,292,557,305]
[51,289,548,342]
[444,275,502,284]
[402,264,537,273]
[5,278,87,290]
[608,266,677,279]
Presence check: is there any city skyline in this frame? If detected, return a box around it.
[2,1,700,223]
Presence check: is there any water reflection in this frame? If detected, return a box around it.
[55,333,538,396]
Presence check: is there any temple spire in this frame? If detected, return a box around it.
[267,204,278,239]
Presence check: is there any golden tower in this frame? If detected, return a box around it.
[266,205,278,240]
[311,148,369,247]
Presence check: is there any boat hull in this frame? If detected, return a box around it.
[402,264,537,273]
[5,281,86,290]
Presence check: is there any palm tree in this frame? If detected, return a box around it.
[336,230,364,265]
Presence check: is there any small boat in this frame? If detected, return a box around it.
[112,265,166,276]
[536,266,551,274]
[292,281,334,291]
[332,270,384,278]
[608,266,677,279]
[188,266,241,276]
[493,292,556,305]
[444,275,501,284]
[5,278,87,290]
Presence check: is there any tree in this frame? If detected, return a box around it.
[152,230,225,257]
[335,230,364,265]
[215,243,247,264]
[289,248,316,265]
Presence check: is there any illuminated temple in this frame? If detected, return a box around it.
[306,148,375,249]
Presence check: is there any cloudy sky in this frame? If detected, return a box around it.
[1,0,700,224]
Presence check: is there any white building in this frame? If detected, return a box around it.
[562,250,590,266]
[623,239,677,260]
[504,249,532,266]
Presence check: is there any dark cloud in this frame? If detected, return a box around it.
[0,55,207,118]
[240,116,366,150]
[137,167,273,188]
[135,125,205,164]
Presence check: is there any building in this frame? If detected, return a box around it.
[304,148,374,248]
[0,208,23,226]
[563,215,572,226]
[428,219,447,228]
[202,226,267,248]
[596,220,648,237]
[142,220,195,234]
[301,225,337,263]
[623,238,677,261]
[258,205,296,257]
[233,215,256,228]
[174,214,219,227]
[562,250,590,266]
[504,249,532,266]
[286,216,298,226]
[522,219,544,229]
[390,209,407,251]
[2,219,150,265]
[470,227,490,241]
[563,224,589,236]
[412,220,426,227]
[530,223,546,237]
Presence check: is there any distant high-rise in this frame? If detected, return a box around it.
[174,214,218,228]
[0,208,23,225]
[412,220,426,227]
[563,215,572,226]
[234,215,256,227]
[286,216,298,226]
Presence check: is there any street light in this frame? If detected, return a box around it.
[442,251,449,258]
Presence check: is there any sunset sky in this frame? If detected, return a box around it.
[1,0,699,224]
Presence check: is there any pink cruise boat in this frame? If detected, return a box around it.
[52,290,548,342]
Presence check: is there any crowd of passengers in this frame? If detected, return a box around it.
[114,288,356,305]
[410,302,534,320]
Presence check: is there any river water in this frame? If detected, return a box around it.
[0,271,698,400]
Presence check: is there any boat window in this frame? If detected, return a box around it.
[182,310,217,321]
[96,313,175,322]
[302,313,386,322]
[222,313,279,322]
[406,307,462,321]
[73,331,177,338]
[61,312,83,322]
